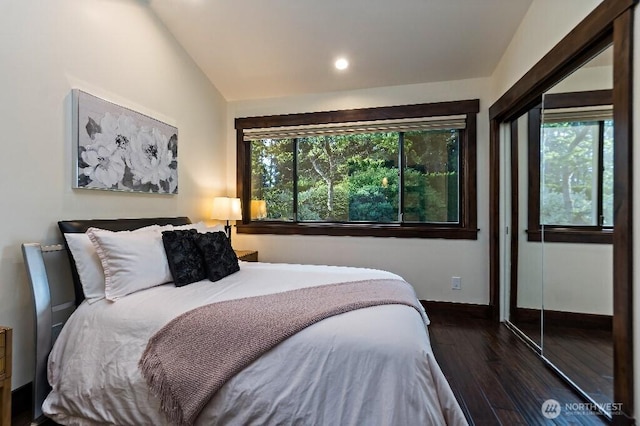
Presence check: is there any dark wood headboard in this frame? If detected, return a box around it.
[58,217,191,306]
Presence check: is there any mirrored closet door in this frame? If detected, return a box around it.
[506,44,614,415]
[492,1,634,421]
[507,109,543,349]
[539,45,614,410]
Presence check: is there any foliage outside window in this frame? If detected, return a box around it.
[236,100,479,239]
[251,131,459,223]
[528,90,613,243]
[541,120,613,226]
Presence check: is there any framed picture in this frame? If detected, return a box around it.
[72,89,178,194]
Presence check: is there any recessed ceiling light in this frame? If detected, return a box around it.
[334,58,349,70]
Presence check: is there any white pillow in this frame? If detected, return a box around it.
[64,225,160,304]
[64,233,105,304]
[87,227,172,301]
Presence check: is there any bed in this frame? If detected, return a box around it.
[22,217,466,426]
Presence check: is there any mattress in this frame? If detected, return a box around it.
[43,262,467,425]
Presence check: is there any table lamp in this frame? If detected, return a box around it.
[211,197,242,244]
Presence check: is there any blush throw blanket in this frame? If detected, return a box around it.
[139,278,425,426]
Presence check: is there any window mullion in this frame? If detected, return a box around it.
[293,138,299,222]
[398,132,405,223]
[597,121,605,227]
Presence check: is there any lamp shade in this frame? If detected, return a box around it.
[211,197,242,220]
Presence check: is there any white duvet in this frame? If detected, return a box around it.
[44,262,467,425]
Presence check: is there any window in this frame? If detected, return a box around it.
[527,90,613,243]
[236,100,479,239]
[250,131,460,224]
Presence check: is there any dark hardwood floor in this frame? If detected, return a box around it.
[12,311,609,426]
[515,321,614,409]
[429,312,609,425]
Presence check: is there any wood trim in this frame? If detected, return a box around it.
[543,89,613,109]
[236,100,480,240]
[526,228,613,244]
[527,107,542,235]
[598,122,606,226]
[235,99,480,130]
[612,8,634,423]
[237,222,478,239]
[489,0,633,121]
[10,383,30,423]
[509,120,519,323]
[465,113,478,232]
[512,307,541,325]
[419,300,492,320]
[236,129,250,223]
[0,328,11,426]
[489,119,500,321]
[514,307,612,331]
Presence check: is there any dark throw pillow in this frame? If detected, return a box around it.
[162,229,206,287]
[194,231,240,282]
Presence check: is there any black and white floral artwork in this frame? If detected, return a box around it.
[73,90,178,194]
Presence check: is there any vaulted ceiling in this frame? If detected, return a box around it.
[149,0,533,101]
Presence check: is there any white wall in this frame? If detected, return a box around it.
[0,0,228,389]
[548,64,613,94]
[491,0,603,100]
[228,78,493,305]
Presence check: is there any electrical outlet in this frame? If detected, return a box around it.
[451,276,461,290]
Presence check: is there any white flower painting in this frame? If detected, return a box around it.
[73,90,178,194]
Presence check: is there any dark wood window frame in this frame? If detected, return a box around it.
[527,89,614,244]
[235,100,479,239]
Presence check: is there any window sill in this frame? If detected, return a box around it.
[237,222,479,240]
[526,228,612,244]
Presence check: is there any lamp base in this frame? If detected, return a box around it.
[224,222,232,245]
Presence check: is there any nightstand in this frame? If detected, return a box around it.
[0,327,12,426]
[235,250,258,262]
